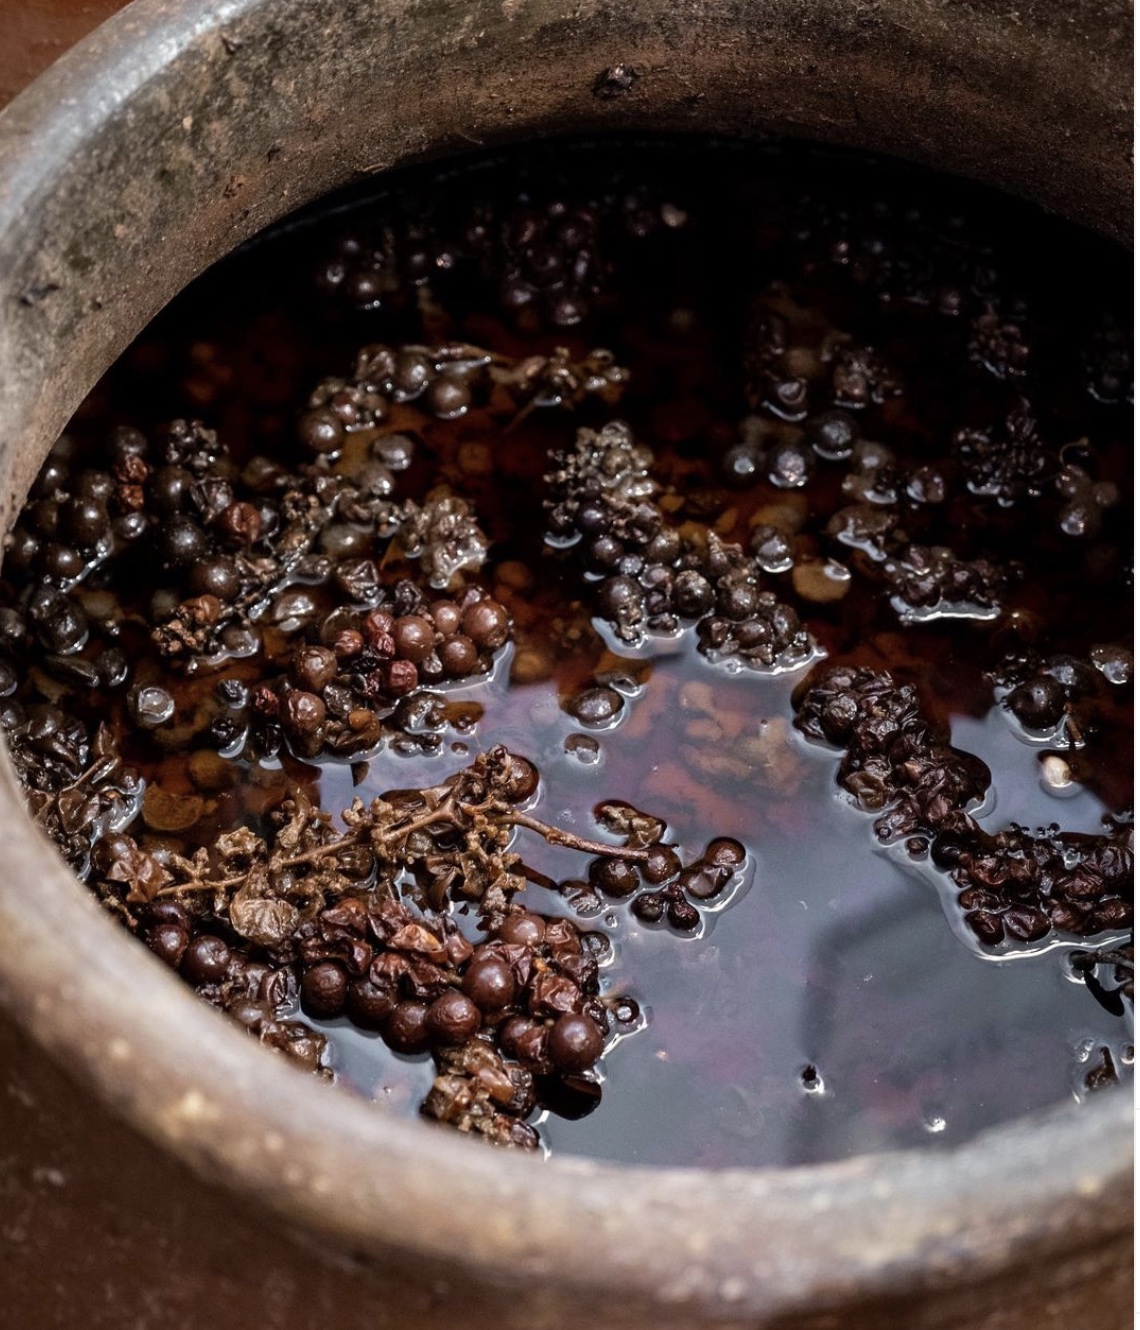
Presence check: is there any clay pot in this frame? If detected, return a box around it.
[0,2,1130,1327]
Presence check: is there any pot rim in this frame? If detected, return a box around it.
[0,0,1131,1319]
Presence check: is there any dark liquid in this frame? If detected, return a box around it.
[8,141,1132,1166]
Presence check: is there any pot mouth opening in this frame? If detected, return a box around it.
[0,125,1130,1213]
[231,129,1131,263]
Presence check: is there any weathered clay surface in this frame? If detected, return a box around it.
[0,1001,1132,1330]
[0,1,1131,1326]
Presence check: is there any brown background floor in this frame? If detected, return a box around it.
[0,0,129,107]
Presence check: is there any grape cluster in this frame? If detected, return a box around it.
[725,412,945,510]
[796,665,991,842]
[5,431,125,589]
[1074,313,1128,401]
[883,544,1010,622]
[623,837,748,932]
[968,303,1032,380]
[791,188,1000,312]
[5,419,328,671]
[933,822,1132,944]
[796,664,1134,946]
[317,177,687,328]
[87,737,747,1143]
[114,832,633,1150]
[230,583,511,762]
[129,894,332,1075]
[301,341,630,458]
[829,343,903,409]
[294,894,614,1073]
[544,421,815,669]
[1055,460,1121,539]
[3,710,141,873]
[744,296,903,426]
[995,649,1126,748]
[1083,316,1133,404]
[953,400,1055,503]
[1,388,499,685]
[300,343,497,445]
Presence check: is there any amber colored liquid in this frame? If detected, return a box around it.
[40,140,1133,1164]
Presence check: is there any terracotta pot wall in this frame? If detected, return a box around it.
[0,4,1129,1328]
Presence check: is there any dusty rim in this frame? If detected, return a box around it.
[0,1,1131,1326]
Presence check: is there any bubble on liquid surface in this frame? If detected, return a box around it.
[1074,1036,1096,1064]
[799,1063,825,1095]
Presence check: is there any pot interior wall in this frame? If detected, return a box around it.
[0,0,1130,526]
